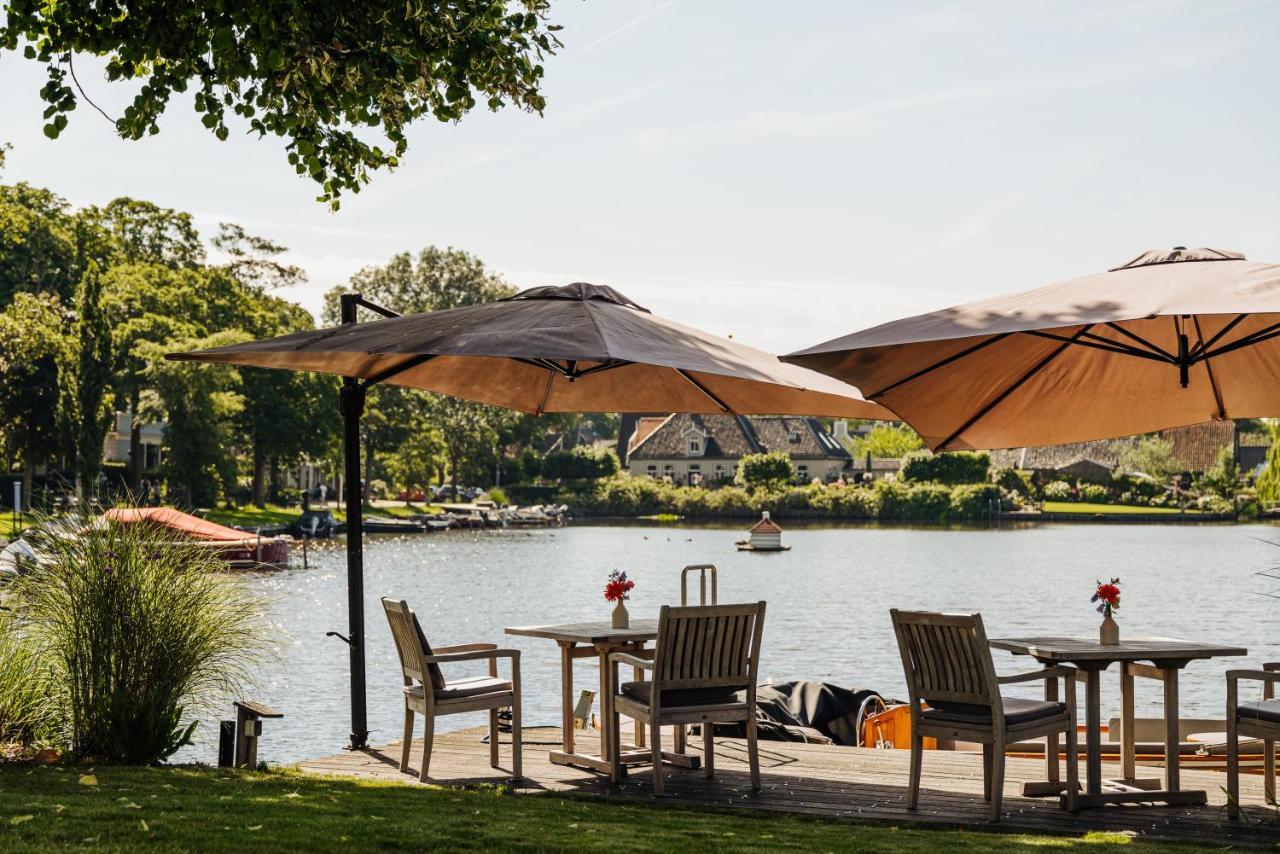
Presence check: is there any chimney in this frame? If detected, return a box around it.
[833,420,849,442]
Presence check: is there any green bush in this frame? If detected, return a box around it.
[13,512,269,763]
[737,452,795,491]
[900,451,991,485]
[1077,483,1109,503]
[1043,480,1072,500]
[874,481,954,522]
[949,483,1006,519]
[0,613,60,750]
[992,467,1033,497]
[1195,494,1234,514]
[542,446,619,481]
[486,487,509,506]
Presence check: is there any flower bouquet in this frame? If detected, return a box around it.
[605,570,635,629]
[1092,577,1121,645]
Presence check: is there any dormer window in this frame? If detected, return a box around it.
[689,439,701,454]
[789,430,801,443]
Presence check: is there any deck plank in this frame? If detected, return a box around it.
[297,726,1279,847]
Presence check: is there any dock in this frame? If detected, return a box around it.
[298,726,1279,847]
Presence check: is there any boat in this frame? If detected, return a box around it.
[361,516,428,534]
[508,504,567,527]
[736,511,790,551]
[288,509,343,538]
[103,507,292,569]
[409,513,455,531]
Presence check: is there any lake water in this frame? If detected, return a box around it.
[202,522,1280,765]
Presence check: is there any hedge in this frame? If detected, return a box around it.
[899,451,991,485]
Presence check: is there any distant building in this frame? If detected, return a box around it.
[988,421,1238,480]
[103,410,164,471]
[625,414,850,485]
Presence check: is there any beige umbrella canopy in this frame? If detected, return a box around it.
[169,282,891,419]
[785,247,1280,450]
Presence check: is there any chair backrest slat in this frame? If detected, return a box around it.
[653,602,765,691]
[891,609,998,709]
[382,597,446,690]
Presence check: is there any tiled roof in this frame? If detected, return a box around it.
[749,513,783,534]
[627,416,670,457]
[989,421,1236,475]
[628,415,849,461]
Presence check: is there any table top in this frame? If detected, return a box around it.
[990,636,1247,665]
[505,619,659,645]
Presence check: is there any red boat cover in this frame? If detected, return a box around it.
[103,507,252,542]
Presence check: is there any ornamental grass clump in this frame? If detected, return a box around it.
[13,512,267,763]
[0,613,60,751]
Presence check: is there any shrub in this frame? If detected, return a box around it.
[1076,483,1110,503]
[900,451,991,485]
[737,452,795,490]
[486,487,509,506]
[949,483,1006,519]
[0,614,60,750]
[847,423,924,460]
[874,481,954,522]
[542,446,619,481]
[1043,481,1072,500]
[1195,494,1234,514]
[991,467,1034,497]
[13,512,268,763]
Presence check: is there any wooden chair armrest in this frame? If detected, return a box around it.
[997,665,1075,685]
[424,649,520,664]
[608,651,653,670]
[1264,662,1280,672]
[433,642,498,654]
[1227,669,1280,684]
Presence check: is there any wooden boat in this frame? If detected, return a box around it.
[860,703,1272,773]
[103,507,292,569]
[361,516,427,534]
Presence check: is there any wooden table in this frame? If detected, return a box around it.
[505,620,700,774]
[990,636,1246,809]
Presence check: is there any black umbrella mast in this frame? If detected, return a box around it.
[334,292,408,750]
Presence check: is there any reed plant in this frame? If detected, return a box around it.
[12,511,268,763]
[0,611,60,751]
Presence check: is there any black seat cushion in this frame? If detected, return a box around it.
[1237,699,1280,724]
[620,681,742,707]
[922,697,1067,727]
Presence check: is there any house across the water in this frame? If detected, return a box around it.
[624,414,851,485]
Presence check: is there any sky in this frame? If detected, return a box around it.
[1,0,1279,354]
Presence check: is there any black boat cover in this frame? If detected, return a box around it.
[714,681,886,746]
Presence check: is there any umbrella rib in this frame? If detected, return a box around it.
[675,369,731,412]
[1019,330,1171,363]
[866,334,1010,399]
[935,325,1093,451]
[1103,323,1175,360]
[1189,313,1247,359]
[1192,316,1227,419]
[361,353,438,387]
[1200,319,1280,361]
[535,368,556,415]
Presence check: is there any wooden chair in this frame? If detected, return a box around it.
[382,597,522,782]
[1226,661,1278,818]
[606,602,766,795]
[890,609,1078,821]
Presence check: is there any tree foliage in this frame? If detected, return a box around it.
[737,451,795,491]
[899,451,991,485]
[1,1,561,208]
[1115,435,1181,480]
[541,446,619,481]
[323,245,516,322]
[0,292,72,499]
[847,423,924,460]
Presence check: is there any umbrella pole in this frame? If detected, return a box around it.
[340,295,369,750]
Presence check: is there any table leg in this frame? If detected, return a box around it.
[596,644,612,761]
[1120,663,1136,782]
[1084,667,1102,795]
[1163,666,1180,792]
[558,641,575,756]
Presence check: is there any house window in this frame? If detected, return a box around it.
[688,438,701,454]
[789,430,802,443]
[646,465,657,477]
[797,464,809,481]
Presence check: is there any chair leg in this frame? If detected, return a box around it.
[703,722,715,779]
[746,715,761,793]
[489,708,500,768]
[1265,739,1276,806]
[1064,723,1079,813]
[511,700,523,781]
[650,717,664,795]
[399,708,414,773]
[981,743,993,801]
[418,713,435,783]
[1226,712,1240,819]
[989,740,1006,822]
[907,733,922,810]
[608,704,623,786]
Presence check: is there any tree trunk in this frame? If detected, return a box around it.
[128,389,143,490]
[21,455,34,515]
[251,441,267,508]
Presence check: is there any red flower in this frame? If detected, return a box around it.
[1095,583,1120,605]
[604,578,634,602]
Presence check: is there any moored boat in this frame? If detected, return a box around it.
[104,507,292,569]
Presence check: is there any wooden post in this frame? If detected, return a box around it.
[1163,666,1180,792]
[559,641,575,756]
[1120,663,1136,781]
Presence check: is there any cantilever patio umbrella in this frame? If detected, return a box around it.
[169,282,891,748]
[786,247,1280,451]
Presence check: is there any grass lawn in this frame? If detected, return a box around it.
[1041,501,1200,516]
[201,502,441,529]
[0,764,1191,854]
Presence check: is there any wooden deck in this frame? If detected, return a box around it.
[298,726,1280,847]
